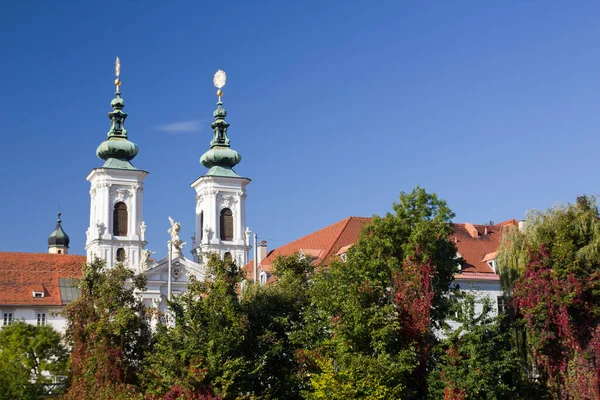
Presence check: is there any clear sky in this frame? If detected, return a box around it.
[1,1,600,258]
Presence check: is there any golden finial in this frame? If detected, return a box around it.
[213,70,226,101]
[114,57,122,92]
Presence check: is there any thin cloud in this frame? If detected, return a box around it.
[155,120,203,134]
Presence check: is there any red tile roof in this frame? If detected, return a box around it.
[0,252,85,306]
[243,217,371,278]
[244,217,513,282]
[451,223,505,276]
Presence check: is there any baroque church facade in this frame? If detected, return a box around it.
[84,67,251,313]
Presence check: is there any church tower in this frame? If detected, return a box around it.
[48,212,69,254]
[85,58,148,269]
[191,70,251,266]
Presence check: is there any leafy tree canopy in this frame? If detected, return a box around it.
[498,195,600,398]
[0,321,68,399]
[62,258,149,400]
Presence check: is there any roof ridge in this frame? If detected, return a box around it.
[321,216,354,263]
[272,216,354,254]
[0,251,86,257]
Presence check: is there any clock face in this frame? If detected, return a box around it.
[213,70,227,89]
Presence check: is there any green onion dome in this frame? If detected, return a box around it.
[48,212,70,248]
[96,92,139,169]
[200,101,242,177]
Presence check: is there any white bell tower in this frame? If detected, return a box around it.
[85,57,148,270]
[191,70,251,266]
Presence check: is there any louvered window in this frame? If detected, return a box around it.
[113,202,128,236]
[220,208,233,241]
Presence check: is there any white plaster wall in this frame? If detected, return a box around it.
[86,168,148,270]
[0,307,68,333]
[191,175,251,267]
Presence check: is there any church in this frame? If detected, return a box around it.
[0,61,510,332]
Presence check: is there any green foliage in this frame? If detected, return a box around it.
[0,321,68,399]
[143,254,248,399]
[302,187,458,398]
[62,258,149,399]
[498,195,600,292]
[498,195,600,398]
[240,255,313,399]
[428,293,522,399]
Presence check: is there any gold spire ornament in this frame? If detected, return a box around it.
[114,57,122,92]
[213,69,226,101]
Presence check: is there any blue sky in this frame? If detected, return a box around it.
[1,1,600,257]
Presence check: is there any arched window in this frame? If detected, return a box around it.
[220,208,233,241]
[199,211,204,241]
[116,248,126,262]
[113,202,128,236]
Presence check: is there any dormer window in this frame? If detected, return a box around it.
[482,251,498,273]
[259,271,267,285]
[487,259,497,273]
[33,291,44,298]
[340,253,347,263]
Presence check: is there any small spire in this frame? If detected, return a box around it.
[199,70,242,177]
[214,69,226,102]
[95,57,139,170]
[114,57,122,95]
[48,211,70,254]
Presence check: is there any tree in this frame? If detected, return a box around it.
[498,195,600,398]
[62,258,150,399]
[301,187,459,399]
[427,293,522,400]
[142,254,247,399]
[0,321,68,399]
[240,254,314,399]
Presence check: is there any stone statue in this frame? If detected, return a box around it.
[168,217,181,243]
[140,221,147,241]
[168,217,186,252]
[96,221,106,237]
[244,227,251,246]
[151,297,162,310]
[140,249,154,271]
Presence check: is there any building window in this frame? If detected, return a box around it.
[224,252,232,262]
[116,248,126,262]
[113,202,128,236]
[497,296,509,314]
[33,291,44,298]
[220,208,233,241]
[36,313,46,326]
[2,312,13,326]
[58,250,62,254]
[199,211,204,241]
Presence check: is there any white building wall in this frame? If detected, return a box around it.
[85,168,148,270]
[0,307,68,333]
[190,175,251,267]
